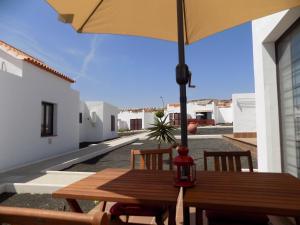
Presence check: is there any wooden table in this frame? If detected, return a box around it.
[53,168,179,225]
[183,171,300,225]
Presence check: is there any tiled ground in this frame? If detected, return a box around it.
[64,138,256,172]
[0,193,96,213]
[173,127,233,135]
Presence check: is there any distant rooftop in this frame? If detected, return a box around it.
[0,40,75,83]
[168,98,232,107]
[120,107,164,113]
[120,99,232,112]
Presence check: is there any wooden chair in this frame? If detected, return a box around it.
[110,147,174,225]
[203,150,269,225]
[204,150,254,172]
[0,205,108,225]
[130,148,173,170]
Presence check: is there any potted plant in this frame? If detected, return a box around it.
[187,119,198,134]
[147,110,177,149]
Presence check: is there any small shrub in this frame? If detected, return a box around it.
[155,110,164,119]
[147,113,176,148]
[118,128,129,132]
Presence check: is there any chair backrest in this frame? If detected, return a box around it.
[203,150,254,172]
[0,206,108,225]
[131,148,173,170]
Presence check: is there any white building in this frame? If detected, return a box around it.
[0,40,79,172]
[166,99,233,126]
[214,100,233,125]
[252,8,300,177]
[118,108,159,130]
[232,93,256,138]
[79,101,118,142]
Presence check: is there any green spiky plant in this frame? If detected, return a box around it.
[147,110,177,149]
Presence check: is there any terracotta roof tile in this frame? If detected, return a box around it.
[0,40,75,83]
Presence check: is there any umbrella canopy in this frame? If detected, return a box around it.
[48,0,300,44]
[47,0,300,147]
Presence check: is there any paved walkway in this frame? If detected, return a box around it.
[0,128,234,194]
[223,134,257,146]
[0,133,147,185]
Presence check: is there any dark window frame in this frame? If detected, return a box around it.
[111,115,115,131]
[41,102,54,137]
[79,113,83,124]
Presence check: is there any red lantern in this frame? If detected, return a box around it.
[173,145,196,187]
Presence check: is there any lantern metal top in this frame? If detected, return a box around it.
[173,146,195,165]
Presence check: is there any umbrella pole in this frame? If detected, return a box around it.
[176,0,188,147]
[176,3,191,225]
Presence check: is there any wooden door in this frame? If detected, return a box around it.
[130,119,142,130]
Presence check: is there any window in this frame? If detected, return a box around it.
[41,102,54,137]
[111,115,115,131]
[169,113,181,126]
[196,112,212,120]
[1,61,7,72]
[79,113,83,124]
[276,18,300,177]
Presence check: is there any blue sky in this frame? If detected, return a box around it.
[0,0,254,108]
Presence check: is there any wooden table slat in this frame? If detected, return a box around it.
[53,169,179,205]
[183,171,300,217]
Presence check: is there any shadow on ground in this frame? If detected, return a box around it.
[0,193,96,212]
[174,127,233,135]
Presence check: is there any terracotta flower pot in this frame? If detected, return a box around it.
[188,122,198,134]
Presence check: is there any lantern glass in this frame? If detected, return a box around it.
[179,165,190,181]
[190,164,196,183]
[174,164,196,187]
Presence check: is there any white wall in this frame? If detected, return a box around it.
[80,101,118,142]
[118,111,143,130]
[0,61,79,172]
[102,102,119,140]
[167,101,215,120]
[166,105,180,115]
[167,100,234,124]
[215,107,233,124]
[118,110,155,130]
[143,112,155,129]
[232,93,256,134]
[187,101,215,119]
[252,8,300,172]
[80,101,103,142]
[0,48,23,76]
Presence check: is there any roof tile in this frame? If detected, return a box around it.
[0,40,75,83]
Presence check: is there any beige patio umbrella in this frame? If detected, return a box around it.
[47,0,300,147]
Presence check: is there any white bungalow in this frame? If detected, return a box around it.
[252,8,300,176]
[118,108,160,131]
[0,40,79,172]
[79,101,119,142]
[166,99,233,126]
